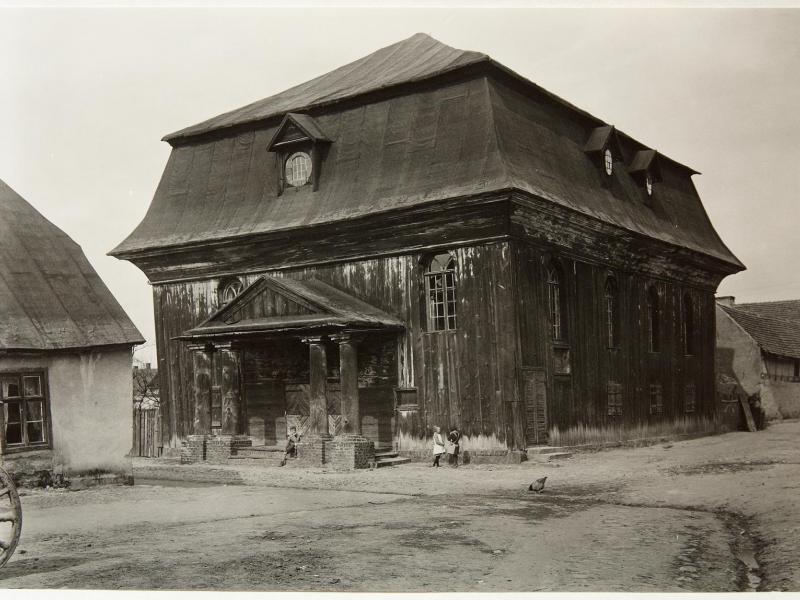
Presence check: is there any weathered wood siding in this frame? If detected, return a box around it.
[153,240,521,450]
[513,239,716,440]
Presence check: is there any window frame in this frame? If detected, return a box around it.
[424,252,458,333]
[285,151,313,188]
[649,383,664,416]
[646,286,660,353]
[607,381,623,416]
[604,276,619,349]
[603,148,614,176]
[547,264,566,343]
[685,383,697,414]
[219,278,244,304]
[0,368,52,453]
[682,293,695,356]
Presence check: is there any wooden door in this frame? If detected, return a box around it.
[523,368,548,446]
[244,380,286,446]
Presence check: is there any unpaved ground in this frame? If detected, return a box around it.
[1,420,799,591]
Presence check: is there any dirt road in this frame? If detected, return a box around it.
[1,420,799,592]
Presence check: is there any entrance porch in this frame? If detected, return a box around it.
[176,276,404,470]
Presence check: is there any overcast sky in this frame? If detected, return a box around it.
[1,6,798,363]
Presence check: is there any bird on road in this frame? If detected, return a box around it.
[528,476,547,493]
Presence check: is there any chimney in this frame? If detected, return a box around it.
[717,296,736,307]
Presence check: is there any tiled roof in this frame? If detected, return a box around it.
[720,302,800,359]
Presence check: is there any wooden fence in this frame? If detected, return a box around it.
[133,406,161,458]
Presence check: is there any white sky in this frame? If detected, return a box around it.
[1,5,799,363]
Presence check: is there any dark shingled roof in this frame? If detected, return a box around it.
[719,302,800,359]
[112,34,743,273]
[0,179,144,351]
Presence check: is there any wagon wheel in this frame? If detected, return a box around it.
[0,467,21,567]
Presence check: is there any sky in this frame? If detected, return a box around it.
[1,5,799,364]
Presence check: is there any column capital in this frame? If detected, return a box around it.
[214,342,236,352]
[329,332,363,345]
[187,343,214,353]
[301,335,327,345]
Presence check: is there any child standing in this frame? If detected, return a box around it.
[431,426,445,467]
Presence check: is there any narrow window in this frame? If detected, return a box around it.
[605,277,619,348]
[1,372,49,449]
[603,148,614,176]
[607,382,623,416]
[425,252,457,332]
[647,286,660,352]
[685,384,696,413]
[683,294,695,356]
[547,265,565,342]
[649,384,663,416]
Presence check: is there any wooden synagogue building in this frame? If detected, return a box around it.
[111,34,744,467]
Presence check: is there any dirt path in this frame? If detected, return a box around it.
[1,420,799,591]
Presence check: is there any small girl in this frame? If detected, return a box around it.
[432,426,446,467]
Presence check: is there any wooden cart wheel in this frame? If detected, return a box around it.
[0,467,21,568]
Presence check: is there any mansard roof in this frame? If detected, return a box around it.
[112,34,743,273]
[0,178,144,351]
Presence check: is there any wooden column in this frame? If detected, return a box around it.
[190,345,213,435]
[303,336,329,436]
[218,344,242,435]
[332,334,360,434]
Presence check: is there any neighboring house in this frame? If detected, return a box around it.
[111,34,743,467]
[0,178,144,477]
[716,296,800,421]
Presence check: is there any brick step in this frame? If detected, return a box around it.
[375,456,411,467]
[227,456,285,466]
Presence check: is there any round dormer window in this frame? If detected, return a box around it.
[645,173,653,196]
[603,148,613,176]
[285,152,312,187]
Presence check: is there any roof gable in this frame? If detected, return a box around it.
[0,178,143,351]
[183,276,404,340]
[267,113,331,151]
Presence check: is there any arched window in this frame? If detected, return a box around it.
[683,293,695,356]
[605,276,619,348]
[285,152,312,187]
[425,253,457,331]
[547,265,565,342]
[220,278,243,304]
[646,286,660,352]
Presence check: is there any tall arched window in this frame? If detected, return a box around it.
[425,252,457,331]
[547,265,565,342]
[683,293,695,356]
[605,276,619,348]
[646,286,660,353]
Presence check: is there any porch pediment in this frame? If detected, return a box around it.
[179,276,404,341]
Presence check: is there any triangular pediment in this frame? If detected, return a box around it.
[267,113,331,152]
[210,277,328,326]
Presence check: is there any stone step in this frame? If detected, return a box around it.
[374,450,399,459]
[526,446,569,455]
[236,447,285,459]
[375,456,411,467]
[227,456,284,466]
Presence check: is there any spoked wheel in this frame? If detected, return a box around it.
[0,467,21,567]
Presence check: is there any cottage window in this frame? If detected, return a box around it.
[607,382,623,416]
[685,383,696,413]
[1,372,49,450]
[604,148,614,176]
[605,276,619,348]
[683,293,695,356]
[647,286,660,353]
[425,253,457,332]
[285,152,312,187]
[221,279,243,304]
[649,384,663,416]
[547,265,565,342]
[645,173,654,197]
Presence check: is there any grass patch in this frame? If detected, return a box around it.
[548,415,717,447]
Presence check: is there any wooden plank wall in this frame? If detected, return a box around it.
[153,240,521,451]
[512,240,716,438]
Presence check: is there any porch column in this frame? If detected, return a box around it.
[331,333,360,434]
[217,344,242,435]
[303,336,329,436]
[190,345,213,435]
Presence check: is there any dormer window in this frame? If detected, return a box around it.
[267,113,331,195]
[628,149,663,199]
[286,152,312,187]
[584,125,622,181]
